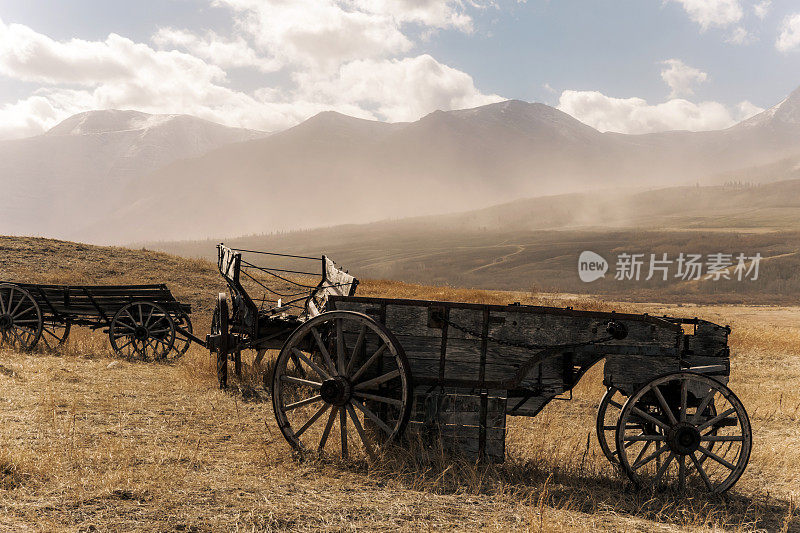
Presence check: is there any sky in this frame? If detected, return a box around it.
[1,0,799,140]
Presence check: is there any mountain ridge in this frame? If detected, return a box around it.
[0,110,267,239]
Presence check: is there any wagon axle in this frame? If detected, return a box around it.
[0,313,13,331]
[320,377,353,406]
[666,423,702,455]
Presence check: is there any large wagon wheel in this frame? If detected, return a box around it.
[0,283,43,351]
[211,293,229,388]
[172,312,193,357]
[39,320,71,351]
[596,386,625,466]
[272,311,413,461]
[615,372,751,494]
[108,301,176,360]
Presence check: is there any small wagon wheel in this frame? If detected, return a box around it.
[211,293,230,388]
[0,283,43,351]
[596,386,625,466]
[108,301,176,361]
[615,371,751,494]
[272,311,413,461]
[172,312,193,357]
[39,320,71,351]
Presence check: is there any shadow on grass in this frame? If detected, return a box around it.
[341,436,799,532]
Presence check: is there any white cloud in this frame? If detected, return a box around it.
[557,90,762,134]
[726,26,755,45]
[736,100,764,120]
[753,0,771,20]
[0,10,501,139]
[660,59,708,97]
[0,91,89,140]
[296,54,503,122]
[348,0,478,31]
[672,0,743,30]
[152,28,280,72]
[776,13,800,52]
[0,18,225,86]
[214,0,413,71]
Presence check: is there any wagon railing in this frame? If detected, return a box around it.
[210,244,358,384]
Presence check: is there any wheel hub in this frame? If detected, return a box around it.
[320,376,352,406]
[667,422,701,455]
[134,326,149,341]
[0,314,12,331]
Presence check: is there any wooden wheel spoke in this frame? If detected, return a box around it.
[632,441,669,470]
[319,407,338,453]
[350,344,387,383]
[697,407,737,432]
[144,305,155,327]
[116,337,134,350]
[346,403,375,460]
[143,338,155,356]
[632,440,652,467]
[680,379,688,423]
[691,452,714,491]
[354,369,400,391]
[678,455,687,491]
[630,406,670,431]
[0,290,6,313]
[353,392,402,407]
[284,395,322,412]
[652,385,678,426]
[280,375,322,389]
[697,444,736,470]
[12,325,35,337]
[124,309,137,325]
[351,398,393,436]
[294,403,330,439]
[310,327,337,375]
[702,435,744,442]
[340,408,348,459]
[8,288,21,316]
[345,325,367,376]
[42,327,60,338]
[335,318,346,374]
[653,452,675,485]
[608,399,623,410]
[691,389,717,424]
[623,434,665,442]
[11,301,33,319]
[291,348,331,381]
[155,337,172,349]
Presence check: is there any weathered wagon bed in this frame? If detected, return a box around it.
[0,282,197,359]
[209,244,751,494]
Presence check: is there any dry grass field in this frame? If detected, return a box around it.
[0,237,798,531]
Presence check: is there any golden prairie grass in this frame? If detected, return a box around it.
[0,236,798,531]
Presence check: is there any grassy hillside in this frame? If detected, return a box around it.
[0,237,797,531]
[155,226,800,305]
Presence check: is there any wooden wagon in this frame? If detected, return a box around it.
[208,245,751,494]
[0,282,197,359]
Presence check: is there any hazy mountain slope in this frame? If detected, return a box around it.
[0,110,265,239]
[95,87,800,243]
[150,179,800,302]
